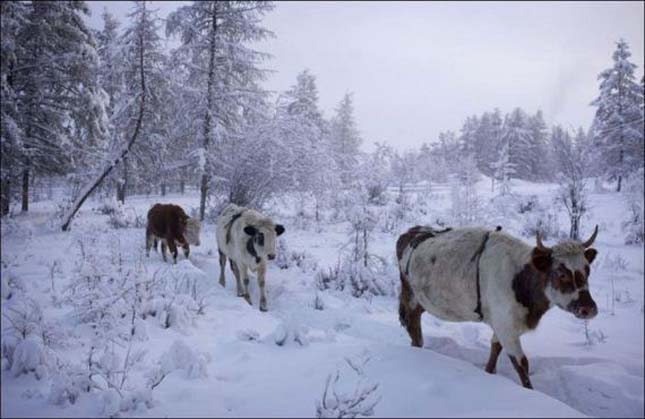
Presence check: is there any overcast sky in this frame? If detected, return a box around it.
[86,1,644,152]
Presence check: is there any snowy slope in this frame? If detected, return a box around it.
[1,179,643,418]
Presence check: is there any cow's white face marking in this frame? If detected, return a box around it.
[185,218,201,246]
[543,245,597,319]
[244,222,285,261]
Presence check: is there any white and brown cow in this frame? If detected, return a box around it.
[397,225,599,389]
[216,203,285,311]
[146,203,201,263]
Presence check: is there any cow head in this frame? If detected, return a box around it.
[184,218,201,246]
[244,220,285,261]
[531,226,599,319]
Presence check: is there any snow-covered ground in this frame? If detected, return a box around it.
[1,178,643,418]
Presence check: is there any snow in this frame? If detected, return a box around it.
[1,178,643,418]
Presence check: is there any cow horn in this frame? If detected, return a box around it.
[536,231,549,251]
[581,225,599,248]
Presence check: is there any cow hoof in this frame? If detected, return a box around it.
[485,367,496,374]
[219,280,225,287]
[243,295,252,305]
[260,305,268,312]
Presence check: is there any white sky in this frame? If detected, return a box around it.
[86,1,645,152]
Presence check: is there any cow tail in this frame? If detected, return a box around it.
[399,272,415,328]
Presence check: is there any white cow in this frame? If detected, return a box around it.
[397,225,599,389]
[216,203,285,311]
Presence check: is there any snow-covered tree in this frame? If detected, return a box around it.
[117,1,171,202]
[500,108,532,180]
[0,1,28,216]
[166,1,274,220]
[590,39,644,192]
[526,110,551,180]
[492,140,515,195]
[12,1,109,213]
[390,150,418,198]
[552,126,588,240]
[474,108,503,181]
[361,142,393,205]
[329,93,362,187]
[274,70,338,216]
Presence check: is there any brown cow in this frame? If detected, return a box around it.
[146,203,201,263]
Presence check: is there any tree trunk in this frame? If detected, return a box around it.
[161,183,166,196]
[1,177,10,216]
[180,167,186,194]
[61,7,147,231]
[617,175,622,192]
[199,3,218,222]
[21,166,29,212]
[116,156,128,204]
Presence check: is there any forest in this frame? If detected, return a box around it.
[1,1,644,418]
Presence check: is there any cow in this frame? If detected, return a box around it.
[397,224,599,389]
[216,203,285,312]
[146,203,201,264]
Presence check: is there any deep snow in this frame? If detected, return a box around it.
[1,178,643,418]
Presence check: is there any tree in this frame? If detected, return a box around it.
[590,39,644,192]
[552,126,588,240]
[13,1,109,213]
[500,108,532,180]
[117,1,170,202]
[167,1,274,220]
[474,109,503,182]
[274,70,338,217]
[329,93,362,187]
[492,141,515,195]
[0,1,28,216]
[61,1,147,231]
[526,110,551,180]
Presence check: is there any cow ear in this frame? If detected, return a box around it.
[584,248,597,264]
[531,248,553,272]
[275,224,285,236]
[244,226,257,236]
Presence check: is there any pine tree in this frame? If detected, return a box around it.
[0,1,28,216]
[459,115,479,157]
[500,108,532,180]
[590,39,644,192]
[329,93,362,187]
[275,70,337,217]
[117,1,170,202]
[527,110,551,180]
[492,141,515,195]
[552,126,588,240]
[167,1,274,220]
[14,1,108,212]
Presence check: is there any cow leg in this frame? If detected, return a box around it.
[160,240,167,262]
[240,265,252,305]
[146,228,153,257]
[399,273,424,347]
[485,335,503,374]
[153,238,158,252]
[183,243,190,259]
[257,261,268,312]
[218,250,227,287]
[231,260,244,296]
[498,333,532,389]
[167,239,179,264]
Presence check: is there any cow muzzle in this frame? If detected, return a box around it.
[568,290,598,320]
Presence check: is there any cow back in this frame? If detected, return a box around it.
[147,203,189,243]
